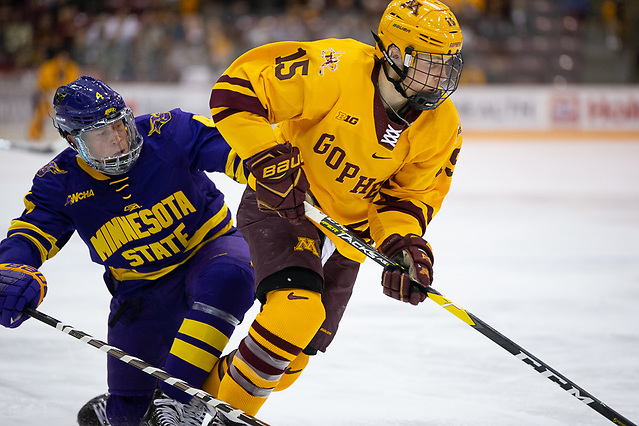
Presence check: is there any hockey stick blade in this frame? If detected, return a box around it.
[303,201,637,426]
[23,307,270,426]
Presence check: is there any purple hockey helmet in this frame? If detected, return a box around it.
[53,76,143,175]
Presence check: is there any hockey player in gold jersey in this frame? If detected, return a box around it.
[206,0,464,420]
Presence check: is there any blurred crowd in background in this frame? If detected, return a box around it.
[1,0,638,86]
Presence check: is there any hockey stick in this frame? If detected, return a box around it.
[23,307,270,426]
[303,201,637,426]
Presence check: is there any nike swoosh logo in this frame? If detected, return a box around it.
[287,291,309,300]
[284,367,303,374]
[372,153,391,159]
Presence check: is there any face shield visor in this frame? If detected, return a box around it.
[399,50,463,111]
[71,107,143,175]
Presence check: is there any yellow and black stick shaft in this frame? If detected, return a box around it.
[303,201,636,426]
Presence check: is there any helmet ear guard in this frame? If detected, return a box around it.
[372,31,416,103]
[372,32,407,80]
[54,123,70,141]
[50,115,74,148]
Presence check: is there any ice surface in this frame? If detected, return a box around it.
[1,137,637,425]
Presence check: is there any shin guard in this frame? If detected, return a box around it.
[213,288,325,415]
[201,349,235,398]
[274,352,310,392]
[160,303,237,403]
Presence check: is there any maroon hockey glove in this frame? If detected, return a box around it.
[0,263,47,328]
[247,142,309,220]
[378,234,433,306]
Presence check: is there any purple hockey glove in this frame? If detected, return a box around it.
[246,142,310,220]
[0,263,47,328]
[378,234,433,306]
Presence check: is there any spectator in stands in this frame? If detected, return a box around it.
[27,46,80,142]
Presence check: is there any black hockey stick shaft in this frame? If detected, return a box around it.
[303,201,637,426]
[23,307,270,426]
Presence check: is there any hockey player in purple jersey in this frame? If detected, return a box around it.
[0,76,255,425]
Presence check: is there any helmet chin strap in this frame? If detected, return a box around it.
[372,32,416,104]
[381,62,412,101]
[374,32,449,111]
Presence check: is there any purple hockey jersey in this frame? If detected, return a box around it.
[0,108,248,296]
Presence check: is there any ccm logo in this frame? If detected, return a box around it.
[263,154,301,179]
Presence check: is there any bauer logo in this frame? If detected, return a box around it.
[65,189,95,206]
[392,23,411,33]
[262,155,301,179]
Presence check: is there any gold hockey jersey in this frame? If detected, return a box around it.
[211,38,462,262]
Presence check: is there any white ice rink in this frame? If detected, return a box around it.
[1,137,638,426]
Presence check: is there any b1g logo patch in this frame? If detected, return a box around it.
[335,111,359,125]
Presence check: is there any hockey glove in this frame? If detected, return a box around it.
[0,263,47,328]
[378,234,433,306]
[247,142,310,220]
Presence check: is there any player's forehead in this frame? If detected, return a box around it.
[83,119,124,136]
[414,52,445,64]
